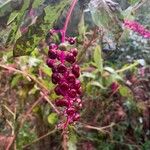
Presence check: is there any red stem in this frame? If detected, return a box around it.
[61,0,78,42]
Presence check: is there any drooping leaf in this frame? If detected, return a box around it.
[82,72,96,79]
[78,13,85,38]
[94,45,103,73]
[13,0,69,57]
[104,66,116,74]
[7,11,19,25]
[0,0,23,17]
[89,0,123,41]
[40,64,52,76]
[6,0,31,45]
[89,81,106,89]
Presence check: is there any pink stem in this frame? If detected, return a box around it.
[61,0,78,42]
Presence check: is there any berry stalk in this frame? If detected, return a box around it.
[61,0,78,42]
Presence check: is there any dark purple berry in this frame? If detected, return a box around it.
[54,86,62,95]
[52,73,61,84]
[72,64,80,78]
[57,64,67,73]
[67,73,76,83]
[46,59,55,68]
[55,99,69,107]
[69,89,77,98]
[77,87,82,95]
[71,48,78,57]
[66,53,75,64]
[66,107,76,115]
[48,49,57,59]
[49,43,58,49]
[68,37,76,45]
[72,64,80,73]
[70,80,81,90]
[60,82,69,91]
[75,80,81,89]
[52,66,57,73]
[72,71,80,78]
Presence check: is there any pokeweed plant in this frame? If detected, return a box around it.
[46,0,82,129]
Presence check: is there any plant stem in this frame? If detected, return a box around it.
[61,0,78,42]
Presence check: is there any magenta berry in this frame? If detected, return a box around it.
[72,64,80,78]
[46,59,55,68]
[72,64,80,73]
[66,53,76,64]
[77,87,82,95]
[66,107,76,115]
[49,43,58,49]
[71,48,78,57]
[67,73,76,83]
[68,37,76,45]
[55,99,69,107]
[51,66,57,73]
[69,89,77,98]
[48,49,57,59]
[75,80,81,89]
[60,82,69,91]
[54,86,62,96]
[57,64,67,73]
[52,73,61,84]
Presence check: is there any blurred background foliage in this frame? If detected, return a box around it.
[0,0,150,149]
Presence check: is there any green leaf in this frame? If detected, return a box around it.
[13,0,69,57]
[7,11,19,25]
[40,64,52,76]
[143,141,150,150]
[119,86,130,97]
[122,6,134,20]
[89,0,123,41]
[68,139,77,150]
[11,75,22,87]
[104,67,115,74]
[32,0,45,8]
[90,81,106,89]
[47,113,58,125]
[128,0,140,5]
[94,45,103,72]
[82,72,96,79]
[0,0,16,17]
[68,128,77,150]
[32,106,40,113]
[78,13,85,38]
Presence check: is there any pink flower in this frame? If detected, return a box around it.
[124,20,150,38]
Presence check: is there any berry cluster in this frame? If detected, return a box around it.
[124,20,150,38]
[46,30,82,128]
